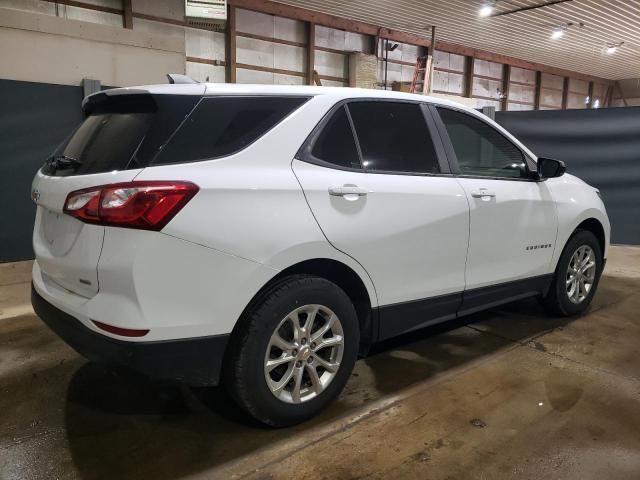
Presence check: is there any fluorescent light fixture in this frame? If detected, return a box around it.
[479,4,493,16]
[606,45,617,54]
[551,28,564,39]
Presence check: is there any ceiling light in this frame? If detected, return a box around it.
[551,28,564,39]
[479,1,495,17]
[479,5,493,16]
[605,42,623,54]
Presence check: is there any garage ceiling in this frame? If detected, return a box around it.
[278,0,640,80]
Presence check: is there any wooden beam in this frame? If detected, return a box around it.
[122,0,133,29]
[424,26,436,94]
[534,71,542,110]
[316,45,348,55]
[237,63,304,77]
[227,0,613,86]
[236,31,306,48]
[603,85,613,107]
[433,66,465,75]
[229,0,431,47]
[187,56,226,66]
[614,82,628,107]
[464,56,474,98]
[501,64,511,111]
[226,5,237,83]
[307,23,315,85]
[379,56,417,67]
[41,0,122,15]
[318,73,347,84]
[437,42,612,85]
[587,81,595,108]
[561,77,569,109]
[473,73,503,82]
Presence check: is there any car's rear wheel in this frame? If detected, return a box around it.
[224,275,359,427]
[542,230,603,317]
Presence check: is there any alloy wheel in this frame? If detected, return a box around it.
[566,245,597,304]
[264,304,344,404]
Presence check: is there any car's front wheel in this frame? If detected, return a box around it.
[224,275,359,427]
[542,229,603,316]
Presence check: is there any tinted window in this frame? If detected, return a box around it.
[155,96,308,165]
[311,106,361,169]
[43,93,200,177]
[46,113,152,176]
[437,107,526,179]
[347,102,440,173]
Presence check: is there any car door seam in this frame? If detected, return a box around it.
[289,159,380,307]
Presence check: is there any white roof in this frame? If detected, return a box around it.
[98,82,472,111]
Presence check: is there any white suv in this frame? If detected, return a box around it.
[31,83,610,426]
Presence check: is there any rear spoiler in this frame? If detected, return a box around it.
[82,90,157,115]
[167,73,198,84]
[81,74,203,113]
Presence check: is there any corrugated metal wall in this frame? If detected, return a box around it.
[497,107,640,245]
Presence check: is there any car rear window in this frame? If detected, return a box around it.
[42,93,308,177]
[43,93,200,177]
[153,96,309,165]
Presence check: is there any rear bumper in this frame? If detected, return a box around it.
[32,284,229,386]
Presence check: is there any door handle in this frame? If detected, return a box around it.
[328,185,368,197]
[471,189,496,198]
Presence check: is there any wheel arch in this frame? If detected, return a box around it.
[574,218,606,260]
[231,258,376,357]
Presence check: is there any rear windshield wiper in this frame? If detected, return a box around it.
[46,154,82,172]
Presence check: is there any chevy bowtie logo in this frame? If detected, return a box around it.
[31,189,41,202]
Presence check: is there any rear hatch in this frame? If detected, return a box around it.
[32,87,204,297]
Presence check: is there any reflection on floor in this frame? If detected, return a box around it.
[1,246,640,480]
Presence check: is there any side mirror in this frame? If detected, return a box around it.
[536,157,566,179]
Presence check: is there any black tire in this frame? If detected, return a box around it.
[542,230,603,317]
[224,274,359,427]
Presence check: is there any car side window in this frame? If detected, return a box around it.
[154,96,308,165]
[347,102,440,174]
[311,106,361,169]
[436,107,527,179]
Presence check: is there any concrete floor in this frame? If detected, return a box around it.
[1,247,640,480]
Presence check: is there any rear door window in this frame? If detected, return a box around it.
[310,106,361,169]
[154,96,309,165]
[347,101,441,174]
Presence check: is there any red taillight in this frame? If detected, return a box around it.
[92,320,149,337]
[63,181,199,231]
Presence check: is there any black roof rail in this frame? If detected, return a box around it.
[166,74,198,84]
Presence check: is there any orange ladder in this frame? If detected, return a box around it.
[410,55,432,94]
